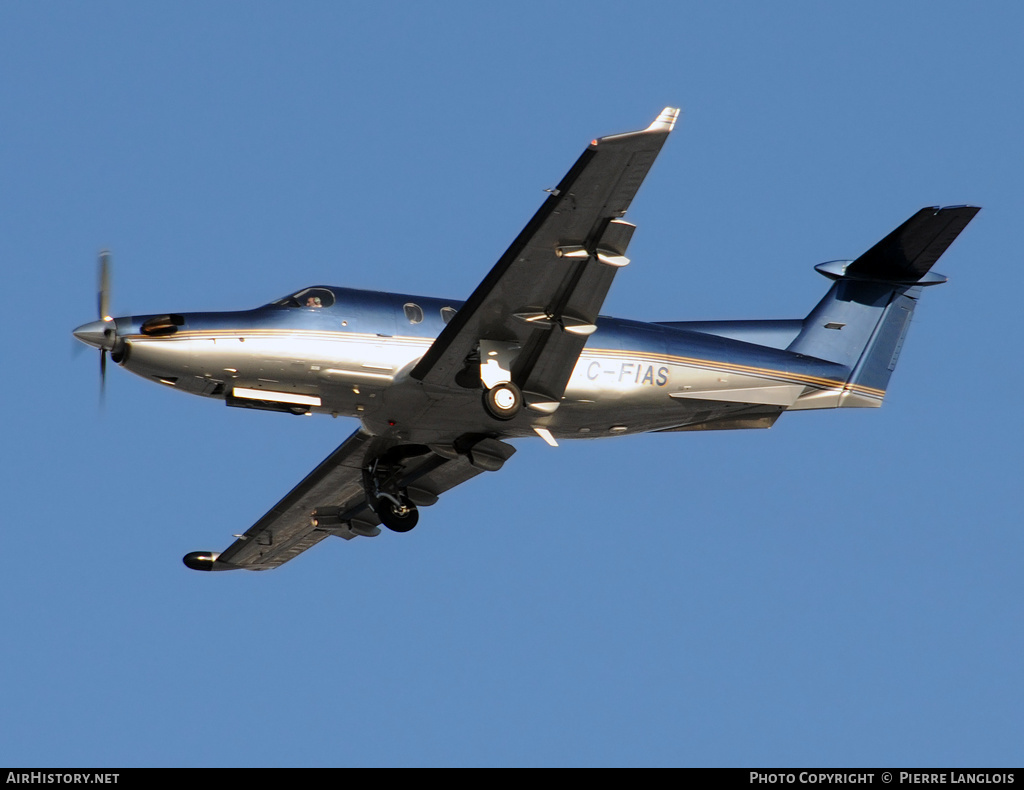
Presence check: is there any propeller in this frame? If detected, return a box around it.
[73,250,117,405]
[98,250,111,399]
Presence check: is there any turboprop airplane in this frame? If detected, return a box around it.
[73,108,978,572]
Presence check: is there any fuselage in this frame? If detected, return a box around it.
[98,285,867,445]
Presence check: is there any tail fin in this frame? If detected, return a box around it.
[787,206,978,408]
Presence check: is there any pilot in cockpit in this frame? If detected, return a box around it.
[305,296,323,308]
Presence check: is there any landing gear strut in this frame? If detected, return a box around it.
[483,381,522,421]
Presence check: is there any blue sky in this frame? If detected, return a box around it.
[2,1,1022,767]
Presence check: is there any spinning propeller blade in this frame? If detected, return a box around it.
[98,250,111,402]
[98,249,111,322]
[99,345,107,403]
[72,250,118,405]
[98,252,111,405]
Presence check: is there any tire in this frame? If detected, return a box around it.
[483,382,522,420]
[378,499,419,532]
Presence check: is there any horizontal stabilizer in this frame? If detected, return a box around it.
[669,384,804,407]
[843,205,979,283]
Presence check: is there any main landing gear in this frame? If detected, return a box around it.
[376,495,419,532]
[483,381,522,421]
[363,457,419,532]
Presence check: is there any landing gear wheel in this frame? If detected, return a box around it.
[377,498,419,532]
[483,381,522,421]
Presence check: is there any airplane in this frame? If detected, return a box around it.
[72,107,978,572]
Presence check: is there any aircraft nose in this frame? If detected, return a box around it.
[73,319,113,350]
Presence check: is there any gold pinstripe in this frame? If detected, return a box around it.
[124,329,887,399]
[580,347,886,398]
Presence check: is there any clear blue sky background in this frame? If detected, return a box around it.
[2,1,1021,768]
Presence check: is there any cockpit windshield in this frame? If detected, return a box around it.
[272,287,336,309]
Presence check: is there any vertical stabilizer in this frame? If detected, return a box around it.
[787,206,978,408]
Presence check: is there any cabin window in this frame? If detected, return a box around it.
[440,306,457,324]
[404,303,424,324]
[273,287,336,309]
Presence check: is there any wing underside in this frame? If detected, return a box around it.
[185,429,515,571]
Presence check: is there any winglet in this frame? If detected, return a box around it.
[646,107,681,133]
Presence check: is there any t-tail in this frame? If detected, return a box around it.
[787,206,979,409]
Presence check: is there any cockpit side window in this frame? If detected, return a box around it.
[273,287,336,309]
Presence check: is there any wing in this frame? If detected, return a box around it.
[183,429,516,571]
[410,108,680,410]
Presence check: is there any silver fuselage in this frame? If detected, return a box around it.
[102,285,871,446]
